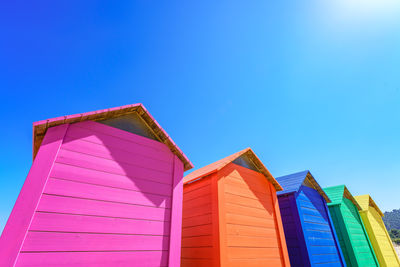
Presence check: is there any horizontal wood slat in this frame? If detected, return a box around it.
[37,195,171,222]
[16,251,168,267]
[21,232,170,252]
[61,137,172,172]
[70,121,170,151]
[56,149,172,184]
[181,247,213,259]
[44,178,171,209]
[50,163,172,196]
[30,212,170,236]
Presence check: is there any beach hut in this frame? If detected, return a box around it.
[181,148,290,267]
[276,171,346,266]
[0,104,193,267]
[355,194,400,267]
[324,185,379,267]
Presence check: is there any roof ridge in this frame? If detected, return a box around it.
[184,148,282,191]
[276,170,330,202]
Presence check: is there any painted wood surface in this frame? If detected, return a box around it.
[276,171,345,267]
[168,155,184,267]
[296,186,345,266]
[355,195,400,267]
[1,120,185,267]
[0,124,68,267]
[279,194,310,266]
[278,188,345,266]
[181,174,214,267]
[182,159,289,267]
[325,186,379,267]
[220,163,290,267]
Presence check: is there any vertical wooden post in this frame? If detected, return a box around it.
[168,155,184,267]
[0,124,68,267]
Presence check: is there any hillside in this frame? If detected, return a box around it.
[383,209,400,230]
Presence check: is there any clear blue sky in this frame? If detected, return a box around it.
[1,1,400,232]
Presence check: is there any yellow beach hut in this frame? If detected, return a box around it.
[355,194,400,267]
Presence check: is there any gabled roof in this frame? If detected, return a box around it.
[323,185,361,210]
[32,103,193,171]
[184,148,282,191]
[276,170,330,203]
[355,195,384,217]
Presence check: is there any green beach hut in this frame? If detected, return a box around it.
[324,185,379,267]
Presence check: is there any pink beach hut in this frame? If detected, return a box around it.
[0,104,193,267]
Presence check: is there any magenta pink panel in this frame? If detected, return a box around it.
[16,251,168,267]
[0,120,185,266]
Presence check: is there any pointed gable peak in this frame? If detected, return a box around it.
[355,194,384,217]
[184,148,282,191]
[32,103,193,171]
[276,170,330,202]
[324,185,361,210]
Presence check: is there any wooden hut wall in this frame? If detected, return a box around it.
[0,120,185,267]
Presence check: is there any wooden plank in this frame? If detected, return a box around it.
[223,173,272,196]
[30,212,170,235]
[21,232,169,252]
[44,178,171,208]
[181,247,213,259]
[183,194,212,210]
[70,121,170,151]
[66,123,172,160]
[224,182,272,202]
[0,124,69,267]
[183,177,212,194]
[56,149,172,183]
[227,236,279,248]
[225,202,274,220]
[182,224,212,238]
[182,214,212,228]
[61,137,173,172]
[226,224,277,238]
[227,258,283,267]
[224,193,271,211]
[182,204,212,219]
[183,188,211,203]
[225,213,275,228]
[226,247,281,259]
[37,194,171,222]
[181,258,212,267]
[50,163,172,196]
[278,194,310,266]
[16,251,169,267]
[182,235,213,248]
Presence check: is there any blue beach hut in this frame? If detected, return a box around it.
[276,170,346,267]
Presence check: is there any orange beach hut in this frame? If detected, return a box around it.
[181,148,290,267]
